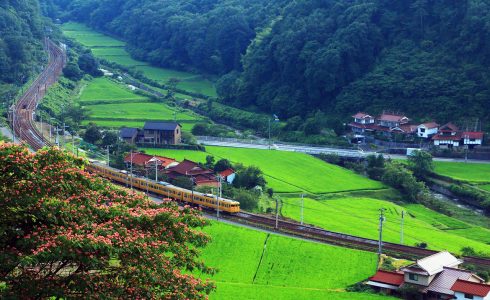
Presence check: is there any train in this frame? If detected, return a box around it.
[86,162,241,213]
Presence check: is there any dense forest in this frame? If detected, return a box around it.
[0,0,46,106]
[41,0,490,131]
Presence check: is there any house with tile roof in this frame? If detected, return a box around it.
[432,123,485,149]
[366,252,489,299]
[452,279,490,300]
[165,159,219,187]
[417,122,440,139]
[119,122,182,145]
[124,152,178,171]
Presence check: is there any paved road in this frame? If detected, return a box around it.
[198,139,365,158]
[198,139,490,164]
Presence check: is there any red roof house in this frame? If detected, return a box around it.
[368,270,405,287]
[166,159,218,187]
[124,152,177,170]
[219,168,236,184]
[451,279,490,298]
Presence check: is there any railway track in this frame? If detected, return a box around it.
[9,38,65,151]
[227,211,490,268]
[11,37,490,270]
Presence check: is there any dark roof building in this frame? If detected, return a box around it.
[143,122,181,131]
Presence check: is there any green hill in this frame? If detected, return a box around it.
[40,0,490,132]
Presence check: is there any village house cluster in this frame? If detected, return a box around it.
[350,112,484,149]
[123,152,235,187]
[367,251,490,299]
[119,121,182,146]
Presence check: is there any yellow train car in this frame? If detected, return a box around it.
[86,162,240,213]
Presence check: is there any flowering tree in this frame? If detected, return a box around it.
[0,143,214,299]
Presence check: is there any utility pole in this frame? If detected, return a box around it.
[191,176,194,204]
[40,114,43,139]
[268,118,271,150]
[216,187,220,220]
[378,208,386,266]
[106,146,110,166]
[55,125,59,146]
[155,159,158,182]
[216,176,222,220]
[62,122,66,147]
[130,150,133,190]
[275,197,281,229]
[300,194,304,225]
[145,168,149,194]
[400,210,405,245]
[10,106,16,143]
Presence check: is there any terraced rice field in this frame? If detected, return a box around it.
[202,222,395,299]
[280,196,490,255]
[142,146,385,194]
[61,22,217,97]
[433,161,490,183]
[79,77,202,131]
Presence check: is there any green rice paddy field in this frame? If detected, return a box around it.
[78,77,202,132]
[61,22,217,97]
[142,147,385,194]
[280,196,490,255]
[433,161,490,183]
[202,222,395,300]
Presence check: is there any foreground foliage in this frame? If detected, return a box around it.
[0,144,213,299]
[201,222,395,299]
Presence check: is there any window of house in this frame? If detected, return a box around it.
[464,294,474,299]
[408,273,418,281]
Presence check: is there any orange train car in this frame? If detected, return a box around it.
[86,162,240,213]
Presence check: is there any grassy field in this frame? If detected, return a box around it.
[77,77,203,131]
[61,22,217,97]
[86,102,201,121]
[201,222,394,300]
[280,196,490,255]
[79,77,148,104]
[142,146,385,194]
[433,161,490,183]
[480,184,490,192]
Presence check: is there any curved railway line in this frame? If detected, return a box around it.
[10,38,490,269]
[9,38,65,151]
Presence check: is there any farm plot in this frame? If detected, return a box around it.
[433,161,490,183]
[79,77,148,104]
[85,102,201,121]
[201,222,394,300]
[134,65,217,97]
[79,77,202,131]
[143,146,385,194]
[62,22,217,97]
[280,197,490,255]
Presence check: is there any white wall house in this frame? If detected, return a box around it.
[454,291,490,300]
[352,112,375,124]
[462,132,484,147]
[417,122,439,138]
[433,136,461,148]
[452,279,490,300]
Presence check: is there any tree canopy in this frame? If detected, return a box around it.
[0,143,214,299]
[0,0,45,107]
[41,0,490,132]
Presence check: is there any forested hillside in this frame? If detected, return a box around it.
[0,0,45,104]
[42,0,490,131]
